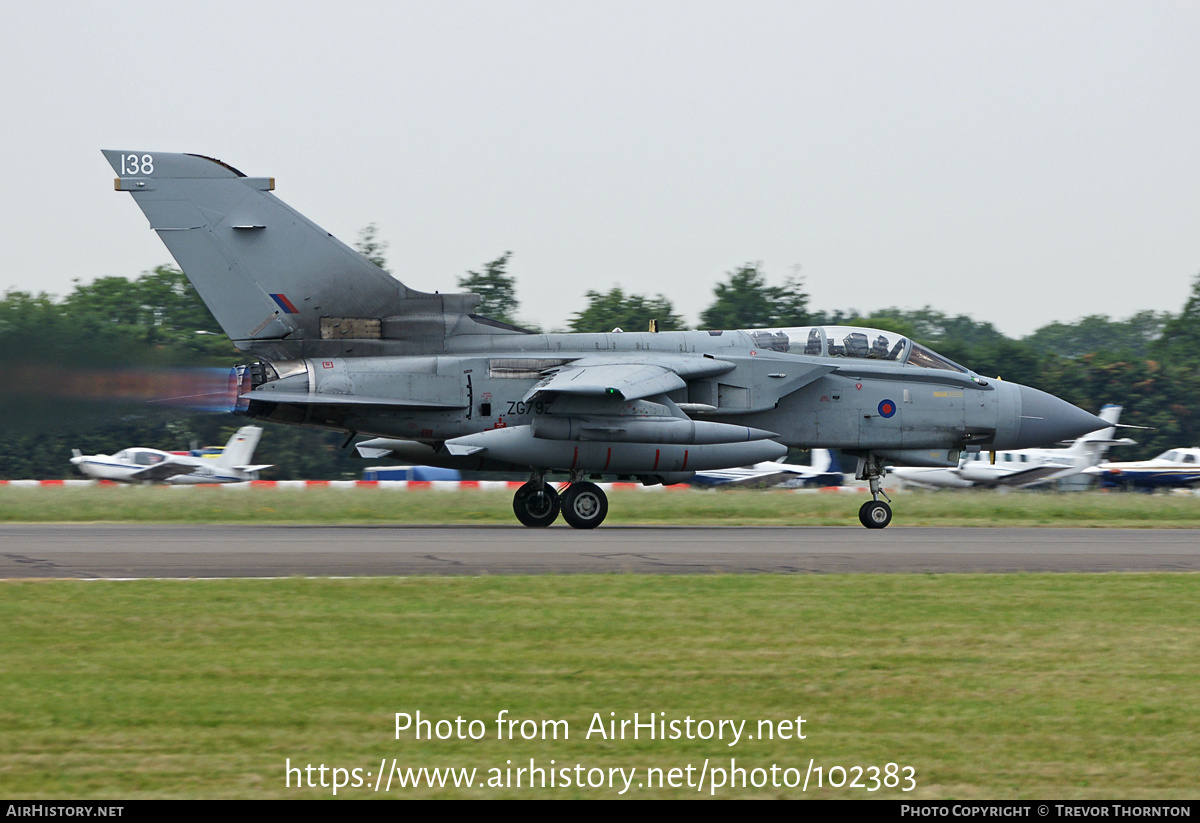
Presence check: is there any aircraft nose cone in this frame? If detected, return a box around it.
[1015,384,1110,449]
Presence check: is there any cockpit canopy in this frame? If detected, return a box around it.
[1158,450,1199,464]
[114,448,169,466]
[742,325,966,373]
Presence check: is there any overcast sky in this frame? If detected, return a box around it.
[3,1,1199,337]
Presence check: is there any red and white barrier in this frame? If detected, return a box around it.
[0,479,677,492]
[0,479,876,492]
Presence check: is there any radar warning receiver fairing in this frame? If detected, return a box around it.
[104,150,1111,528]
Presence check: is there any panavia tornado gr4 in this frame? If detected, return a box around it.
[104,150,1109,529]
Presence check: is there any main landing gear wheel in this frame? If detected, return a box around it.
[513,481,560,527]
[859,500,892,529]
[561,482,608,529]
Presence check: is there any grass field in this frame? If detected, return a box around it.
[2,485,1199,527]
[1,574,1197,799]
[4,487,1197,798]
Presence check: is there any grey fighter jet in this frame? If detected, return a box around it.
[103,150,1109,528]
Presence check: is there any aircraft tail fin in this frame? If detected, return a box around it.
[104,150,507,358]
[1064,405,1123,463]
[214,426,263,468]
[810,449,832,473]
[825,449,843,475]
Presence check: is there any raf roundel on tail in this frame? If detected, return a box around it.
[104,150,1112,528]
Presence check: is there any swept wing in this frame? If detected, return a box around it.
[521,355,735,402]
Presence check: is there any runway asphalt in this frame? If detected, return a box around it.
[2,524,1198,578]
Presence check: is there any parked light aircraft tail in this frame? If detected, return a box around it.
[891,405,1132,489]
[212,425,265,470]
[70,426,270,484]
[105,150,1111,528]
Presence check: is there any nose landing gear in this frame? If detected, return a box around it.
[858,498,892,528]
[855,454,893,529]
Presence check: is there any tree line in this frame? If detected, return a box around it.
[2,237,1198,479]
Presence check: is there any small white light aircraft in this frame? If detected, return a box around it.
[892,405,1131,489]
[1084,447,1200,490]
[690,449,844,488]
[70,426,271,484]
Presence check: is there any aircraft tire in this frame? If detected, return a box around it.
[561,482,608,529]
[858,500,892,529]
[513,481,560,527]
